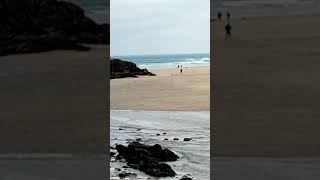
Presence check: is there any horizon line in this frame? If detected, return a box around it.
[111,52,210,57]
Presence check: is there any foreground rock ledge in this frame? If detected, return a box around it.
[110,58,156,79]
[115,141,178,177]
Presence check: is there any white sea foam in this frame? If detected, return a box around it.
[110,110,210,180]
[138,57,210,68]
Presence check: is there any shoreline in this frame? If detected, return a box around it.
[146,63,210,70]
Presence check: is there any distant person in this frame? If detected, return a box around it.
[225,23,232,40]
[217,11,222,22]
[227,12,231,22]
[180,68,183,74]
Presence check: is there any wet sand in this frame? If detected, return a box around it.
[213,14,320,155]
[0,46,107,153]
[110,65,210,111]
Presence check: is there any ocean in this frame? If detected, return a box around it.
[112,53,210,68]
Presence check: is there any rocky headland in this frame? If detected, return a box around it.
[110,58,155,79]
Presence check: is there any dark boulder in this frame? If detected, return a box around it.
[110,59,155,79]
[180,175,193,180]
[118,172,137,179]
[183,138,192,141]
[115,142,178,177]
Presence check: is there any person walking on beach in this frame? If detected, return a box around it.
[227,12,231,22]
[225,23,232,40]
[180,68,183,74]
[217,11,222,22]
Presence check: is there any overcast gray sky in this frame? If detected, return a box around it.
[110,0,210,56]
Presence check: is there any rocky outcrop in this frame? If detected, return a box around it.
[0,0,109,56]
[180,174,193,180]
[116,141,178,177]
[110,59,155,79]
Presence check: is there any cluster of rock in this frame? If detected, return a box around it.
[115,141,179,177]
[0,0,109,56]
[110,58,155,79]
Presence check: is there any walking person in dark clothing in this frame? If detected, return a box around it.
[217,11,222,22]
[225,23,232,40]
[227,12,231,22]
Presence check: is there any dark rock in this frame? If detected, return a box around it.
[180,175,193,180]
[136,138,142,141]
[115,142,178,177]
[164,138,168,140]
[137,128,141,131]
[144,162,176,177]
[110,152,116,157]
[119,128,124,130]
[0,0,108,56]
[173,138,179,141]
[157,133,161,136]
[118,172,137,179]
[163,133,167,135]
[183,138,192,141]
[122,166,128,169]
[110,59,156,79]
[115,168,121,172]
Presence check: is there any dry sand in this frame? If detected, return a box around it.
[110,65,210,111]
[213,14,320,155]
[0,45,108,153]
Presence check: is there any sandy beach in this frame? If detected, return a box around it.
[110,64,210,179]
[110,65,210,111]
[0,45,108,153]
[213,14,320,155]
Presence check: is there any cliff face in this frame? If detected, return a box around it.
[0,0,109,56]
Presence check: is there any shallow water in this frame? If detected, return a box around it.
[111,54,210,68]
[110,110,210,180]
